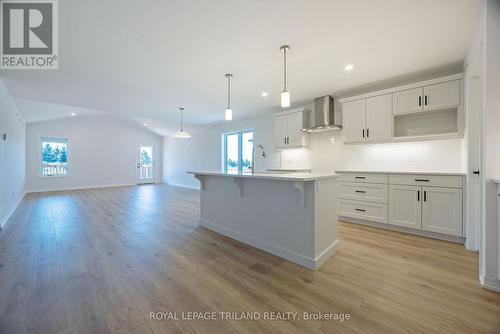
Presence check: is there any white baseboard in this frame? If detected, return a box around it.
[26,183,137,193]
[199,218,339,270]
[0,192,26,230]
[480,275,500,293]
[339,216,466,244]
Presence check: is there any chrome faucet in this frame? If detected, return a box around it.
[248,139,266,174]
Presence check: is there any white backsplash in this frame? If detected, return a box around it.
[281,130,465,173]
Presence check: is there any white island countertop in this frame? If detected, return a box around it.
[188,171,338,181]
[335,170,466,176]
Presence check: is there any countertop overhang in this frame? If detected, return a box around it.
[188,171,338,181]
[335,170,466,176]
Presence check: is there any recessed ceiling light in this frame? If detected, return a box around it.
[261,92,268,97]
[70,112,76,116]
[344,64,354,71]
[143,123,147,126]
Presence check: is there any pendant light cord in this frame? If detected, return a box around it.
[226,74,232,109]
[179,107,184,131]
[283,48,287,91]
[280,45,290,92]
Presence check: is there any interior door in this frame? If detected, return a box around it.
[392,87,423,114]
[366,94,392,142]
[273,115,288,148]
[137,145,155,184]
[342,99,366,143]
[423,80,460,110]
[389,184,422,229]
[286,111,304,147]
[422,187,463,236]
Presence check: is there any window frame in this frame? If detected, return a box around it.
[223,129,253,173]
[39,136,71,178]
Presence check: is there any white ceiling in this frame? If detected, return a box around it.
[0,0,482,133]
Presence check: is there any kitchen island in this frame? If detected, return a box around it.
[188,171,340,270]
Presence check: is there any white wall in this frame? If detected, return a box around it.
[481,0,500,290]
[164,116,281,189]
[26,115,163,192]
[164,113,465,189]
[0,78,26,228]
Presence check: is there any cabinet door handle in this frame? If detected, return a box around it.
[354,176,366,179]
[362,129,365,138]
[424,95,428,106]
[418,96,422,106]
[355,208,366,212]
[417,190,420,202]
[424,191,427,202]
[415,179,429,182]
[367,128,369,138]
[355,190,366,193]
[472,170,480,175]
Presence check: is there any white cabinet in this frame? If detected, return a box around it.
[273,114,288,148]
[342,94,392,143]
[423,80,460,110]
[273,110,308,149]
[286,111,306,147]
[389,185,422,229]
[366,94,393,141]
[393,88,423,115]
[393,80,460,115]
[337,172,464,239]
[341,76,463,144]
[338,199,388,224]
[422,187,462,236]
[342,99,366,143]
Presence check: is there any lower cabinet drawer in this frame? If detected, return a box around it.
[339,182,388,203]
[338,173,388,184]
[338,199,388,224]
[389,174,463,188]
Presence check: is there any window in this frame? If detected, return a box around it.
[40,137,69,176]
[223,130,253,173]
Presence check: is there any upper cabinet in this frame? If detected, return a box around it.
[366,94,393,142]
[393,88,423,115]
[393,80,460,115]
[342,99,366,143]
[273,109,309,149]
[423,80,460,110]
[342,94,392,143]
[340,74,463,144]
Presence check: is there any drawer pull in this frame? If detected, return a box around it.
[355,176,366,179]
[355,208,366,212]
[355,190,366,193]
[414,179,429,182]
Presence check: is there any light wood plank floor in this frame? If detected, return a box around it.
[0,184,499,334]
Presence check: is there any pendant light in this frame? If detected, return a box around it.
[280,45,290,108]
[225,73,233,121]
[173,107,191,138]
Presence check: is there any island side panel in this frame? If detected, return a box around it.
[313,178,340,269]
[198,175,316,268]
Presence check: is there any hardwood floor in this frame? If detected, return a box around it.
[0,184,499,334]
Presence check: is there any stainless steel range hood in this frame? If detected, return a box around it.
[301,95,342,133]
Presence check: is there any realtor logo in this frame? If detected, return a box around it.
[1,0,58,69]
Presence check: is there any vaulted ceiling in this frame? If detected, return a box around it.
[0,0,482,134]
